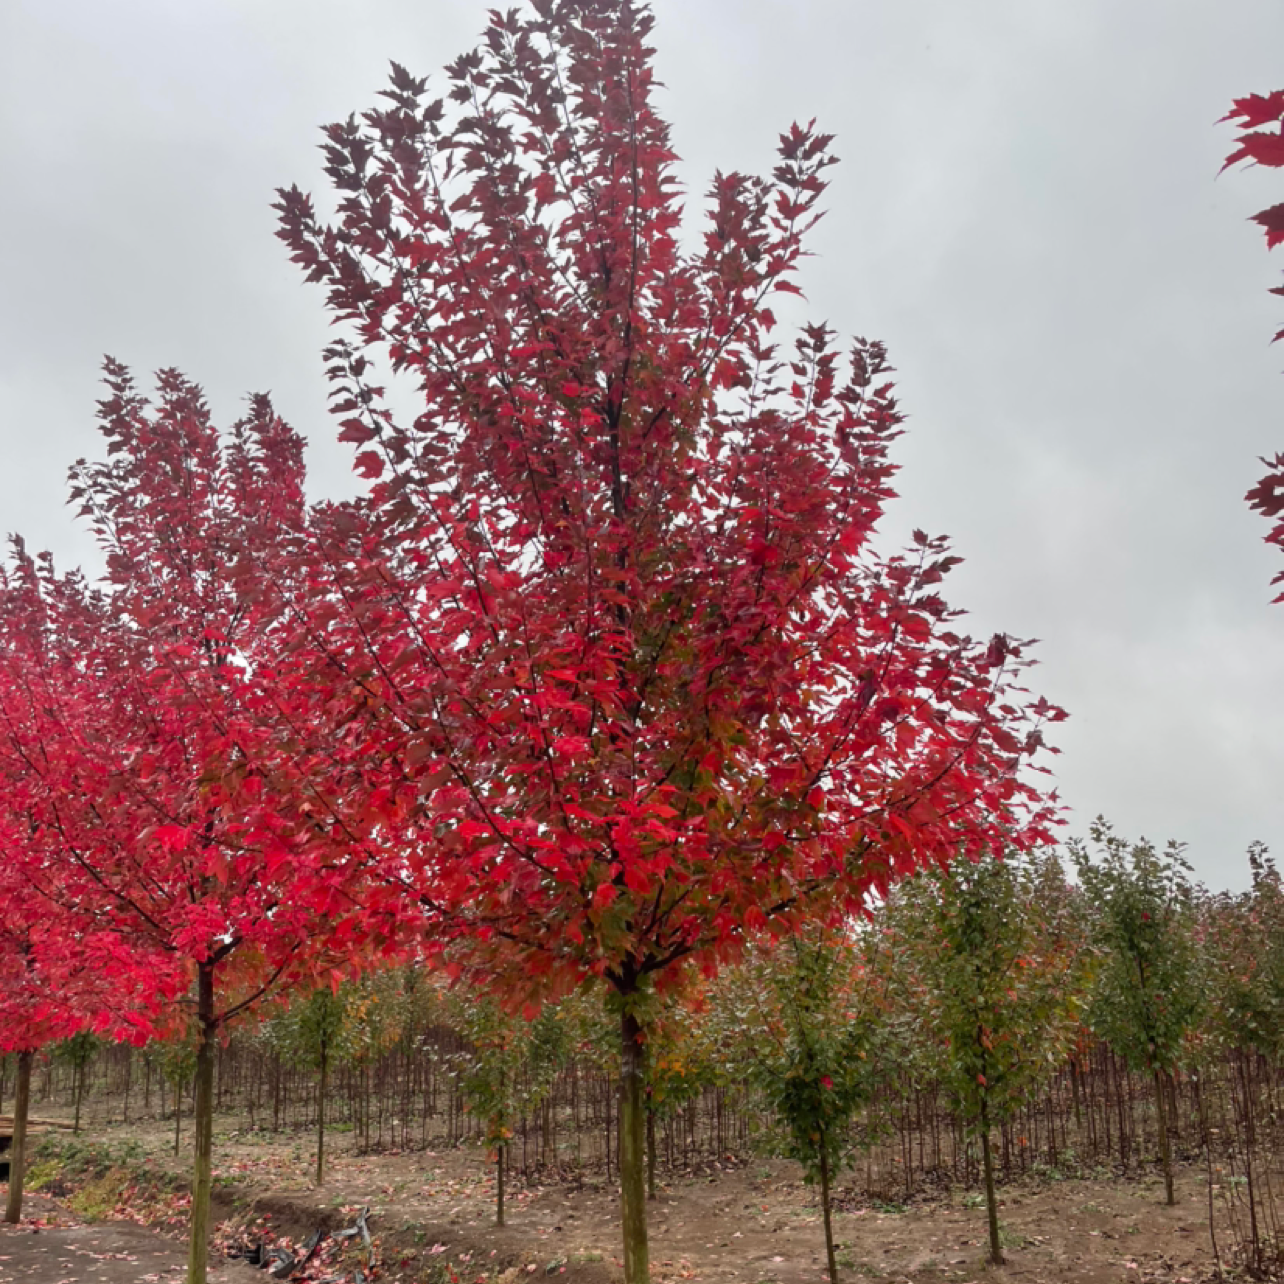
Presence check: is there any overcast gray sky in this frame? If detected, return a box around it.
[3,0,1282,891]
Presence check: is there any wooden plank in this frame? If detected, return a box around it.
[0,1116,75,1131]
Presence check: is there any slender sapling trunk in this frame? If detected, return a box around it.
[74,1058,85,1135]
[316,1042,328,1187]
[1154,1067,1175,1206]
[819,1138,838,1283]
[496,1138,505,1228]
[980,1097,1004,1266]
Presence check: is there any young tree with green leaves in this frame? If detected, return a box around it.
[451,992,538,1227]
[270,985,351,1185]
[1072,821,1203,1206]
[888,849,1090,1263]
[738,928,881,1282]
[1204,846,1284,1063]
[159,1036,199,1159]
[640,989,728,1198]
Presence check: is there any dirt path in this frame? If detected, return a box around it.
[0,1192,255,1284]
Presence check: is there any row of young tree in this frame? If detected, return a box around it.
[0,6,1279,1284]
[19,835,1284,1280]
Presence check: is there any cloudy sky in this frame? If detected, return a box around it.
[3,0,1282,891]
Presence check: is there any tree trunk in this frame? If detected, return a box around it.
[272,1056,281,1132]
[818,1139,838,1283]
[174,1077,182,1156]
[186,964,216,1284]
[646,1102,657,1201]
[619,1007,649,1284]
[362,1063,370,1152]
[4,1050,34,1224]
[315,1043,328,1187]
[74,1058,85,1135]
[979,1098,1004,1266]
[1154,1067,1175,1206]
[604,1078,612,1182]
[496,1138,505,1228]
[1193,1073,1222,1276]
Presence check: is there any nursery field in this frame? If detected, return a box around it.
[1,1117,1218,1284]
[8,841,1284,1284]
[4,4,1284,1284]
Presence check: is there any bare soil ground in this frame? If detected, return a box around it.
[0,1190,257,1284]
[1,1116,1221,1284]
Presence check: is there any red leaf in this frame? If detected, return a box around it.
[1224,130,1284,172]
[1223,91,1284,129]
[155,824,190,853]
[1252,203,1284,249]
[354,450,384,478]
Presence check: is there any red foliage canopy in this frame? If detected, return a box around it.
[0,558,183,1050]
[271,0,1065,1003]
[0,821,167,1052]
[0,366,369,1038]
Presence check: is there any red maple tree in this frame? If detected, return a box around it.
[0,368,373,1284]
[0,552,182,1223]
[0,811,171,1223]
[272,2,1064,1275]
[1224,91,1284,592]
